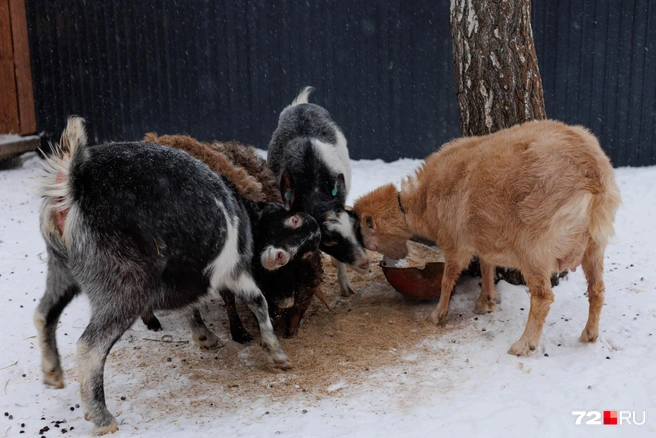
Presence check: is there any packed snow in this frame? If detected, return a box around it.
[0,153,654,437]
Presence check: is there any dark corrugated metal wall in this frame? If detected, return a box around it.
[25,0,656,166]
[533,0,656,167]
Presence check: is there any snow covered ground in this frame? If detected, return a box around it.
[0,153,654,437]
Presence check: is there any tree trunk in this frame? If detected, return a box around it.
[451,0,546,136]
[450,0,564,286]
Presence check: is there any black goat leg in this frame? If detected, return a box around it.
[220,289,254,344]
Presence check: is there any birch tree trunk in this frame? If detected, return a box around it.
[450,0,564,286]
[451,0,546,136]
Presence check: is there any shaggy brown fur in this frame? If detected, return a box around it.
[143,133,265,202]
[354,120,621,356]
[209,141,282,203]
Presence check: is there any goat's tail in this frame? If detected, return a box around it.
[588,173,621,246]
[291,86,314,106]
[37,116,88,242]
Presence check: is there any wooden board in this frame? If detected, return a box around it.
[9,0,35,134]
[0,0,19,133]
[0,133,38,159]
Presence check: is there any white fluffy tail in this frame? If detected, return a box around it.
[588,176,622,246]
[37,117,87,238]
[291,86,314,106]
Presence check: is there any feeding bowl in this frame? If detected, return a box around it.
[381,261,445,300]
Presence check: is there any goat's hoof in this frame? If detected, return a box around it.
[507,340,536,357]
[339,283,356,297]
[473,300,498,315]
[268,348,291,370]
[145,319,163,332]
[93,419,119,436]
[194,332,223,350]
[43,369,65,389]
[427,309,448,326]
[579,328,599,343]
[232,331,255,344]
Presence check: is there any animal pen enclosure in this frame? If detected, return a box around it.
[21,0,656,167]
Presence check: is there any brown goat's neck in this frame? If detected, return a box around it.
[398,185,432,242]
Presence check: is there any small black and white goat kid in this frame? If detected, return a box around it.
[34,117,307,434]
[268,87,370,295]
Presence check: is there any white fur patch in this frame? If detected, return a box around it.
[326,211,358,245]
[311,131,352,192]
[205,199,241,291]
[226,272,260,299]
[336,259,352,293]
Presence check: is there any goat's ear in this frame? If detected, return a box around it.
[280,168,295,210]
[332,173,346,198]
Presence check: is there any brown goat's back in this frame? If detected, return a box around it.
[403,120,620,274]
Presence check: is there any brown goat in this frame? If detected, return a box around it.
[143,133,265,202]
[354,120,621,356]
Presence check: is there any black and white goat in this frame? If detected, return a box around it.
[268,87,370,296]
[136,134,324,341]
[34,118,315,434]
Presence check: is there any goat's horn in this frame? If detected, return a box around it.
[313,289,333,311]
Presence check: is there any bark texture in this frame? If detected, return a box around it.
[451,0,546,136]
[450,0,563,286]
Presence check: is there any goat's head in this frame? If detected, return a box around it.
[281,168,370,274]
[353,183,411,260]
[255,170,321,274]
[317,206,369,273]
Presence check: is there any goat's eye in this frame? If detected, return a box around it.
[302,251,313,259]
[366,219,372,228]
[323,241,337,247]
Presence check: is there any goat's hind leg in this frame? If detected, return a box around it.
[77,306,137,435]
[35,250,80,389]
[188,307,223,350]
[508,270,554,356]
[473,259,500,314]
[580,239,606,342]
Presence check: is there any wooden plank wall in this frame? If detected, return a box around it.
[0,0,35,134]
[0,0,19,133]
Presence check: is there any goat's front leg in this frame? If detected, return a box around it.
[334,258,356,296]
[428,256,468,325]
[473,259,501,314]
[140,310,162,331]
[231,273,290,369]
[219,289,254,344]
